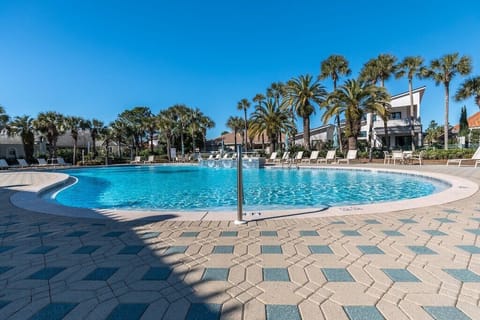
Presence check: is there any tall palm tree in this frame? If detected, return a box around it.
[422,53,472,149]
[322,79,391,151]
[319,55,351,152]
[249,99,293,153]
[171,104,191,159]
[395,56,424,151]
[455,76,480,108]
[88,119,104,158]
[285,74,327,150]
[199,113,215,152]
[142,112,158,154]
[226,116,245,149]
[65,116,88,165]
[237,98,251,150]
[8,115,35,162]
[33,111,65,159]
[158,109,176,161]
[0,106,9,129]
[253,94,266,149]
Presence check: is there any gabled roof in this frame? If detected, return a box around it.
[452,111,480,132]
[390,86,426,101]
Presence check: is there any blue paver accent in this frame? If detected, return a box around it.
[443,209,460,214]
[381,268,420,282]
[28,267,66,280]
[0,222,17,226]
[166,246,188,254]
[299,230,319,236]
[364,219,381,224]
[91,223,106,226]
[443,269,480,282]
[357,245,385,254]
[342,230,361,236]
[65,231,88,237]
[465,229,480,235]
[30,222,48,226]
[343,306,385,320]
[139,232,160,239]
[202,268,229,281]
[0,246,14,254]
[261,245,283,254]
[103,231,124,237]
[321,268,355,282]
[263,268,290,281]
[186,303,222,320]
[0,266,13,275]
[220,231,238,237]
[213,245,234,254]
[27,232,52,238]
[83,267,119,281]
[266,305,301,320]
[0,231,17,238]
[28,246,58,254]
[118,245,144,255]
[29,302,77,320]
[407,246,437,255]
[61,222,76,226]
[382,230,404,236]
[142,267,171,280]
[434,218,455,223]
[424,230,448,236]
[0,300,11,309]
[261,231,278,237]
[181,231,199,237]
[308,245,333,254]
[72,245,101,254]
[456,245,480,254]
[398,218,417,224]
[331,221,346,224]
[423,306,471,320]
[470,217,480,222]
[106,303,148,320]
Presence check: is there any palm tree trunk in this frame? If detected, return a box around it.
[243,109,248,151]
[408,79,416,151]
[348,136,356,151]
[303,117,310,150]
[261,133,265,152]
[383,119,389,150]
[444,84,450,150]
[73,138,77,165]
[150,132,154,153]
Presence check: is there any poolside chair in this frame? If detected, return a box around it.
[17,159,29,168]
[37,158,48,166]
[144,155,155,164]
[410,151,424,166]
[207,154,214,160]
[280,152,291,164]
[291,151,304,164]
[0,159,9,170]
[56,157,71,166]
[267,152,278,163]
[447,146,480,167]
[318,150,337,164]
[391,150,404,165]
[130,156,141,164]
[337,149,358,164]
[302,150,319,164]
[383,151,392,164]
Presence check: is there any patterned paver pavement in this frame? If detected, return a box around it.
[1,165,480,319]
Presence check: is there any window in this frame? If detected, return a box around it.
[359,131,367,137]
[372,114,377,121]
[390,112,401,120]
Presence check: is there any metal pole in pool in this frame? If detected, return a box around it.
[235,144,247,225]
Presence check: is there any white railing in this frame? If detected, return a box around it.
[373,119,421,127]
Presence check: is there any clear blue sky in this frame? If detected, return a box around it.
[1,0,479,138]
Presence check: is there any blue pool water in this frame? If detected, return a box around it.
[50,165,449,211]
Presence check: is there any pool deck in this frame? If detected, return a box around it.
[1,164,480,319]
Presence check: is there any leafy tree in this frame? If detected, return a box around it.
[395,56,424,150]
[459,106,469,146]
[65,116,89,165]
[8,115,35,162]
[319,55,351,152]
[88,119,105,158]
[322,79,391,151]
[422,53,472,149]
[285,74,327,150]
[424,120,443,145]
[0,106,9,129]
[158,109,176,161]
[33,111,65,159]
[455,76,480,108]
[226,116,244,149]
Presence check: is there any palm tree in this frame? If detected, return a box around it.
[322,79,391,151]
[237,98,251,151]
[142,112,157,154]
[0,106,9,129]
[422,53,472,149]
[226,116,245,149]
[455,76,480,108]
[319,55,351,152]
[88,119,105,158]
[395,56,424,151]
[285,74,327,150]
[171,104,191,159]
[65,116,88,165]
[249,99,293,153]
[158,109,176,161]
[199,114,215,152]
[8,115,35,162]
[33,111,65,159]
[253,94,266,149]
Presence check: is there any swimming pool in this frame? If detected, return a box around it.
[48,165,449,212]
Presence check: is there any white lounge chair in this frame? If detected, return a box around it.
[37,158,48,166]
[318,150,337,164]
[56,157,71,166]
[144,155,155,164]
[0,159,9,170]
[337,149,358,164]
[267,152,278,163]
[447,146,480,167]
[302,150,319,163]
[274,152,289,163]
[130,156,141,164]
[291,151,304,164]
[17,159,29,167]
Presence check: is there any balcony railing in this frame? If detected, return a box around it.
[373,119,421,127]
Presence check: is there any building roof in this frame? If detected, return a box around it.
[452,111,480,132]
